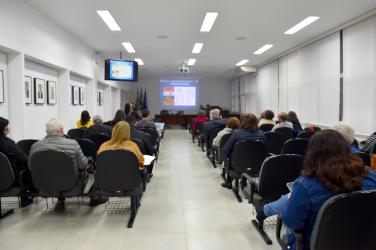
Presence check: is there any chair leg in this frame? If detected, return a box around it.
[232,178,243,202]
[221,168,227,182]
[252,219,273,245]
[0,198,15,219]
[127,195,139,228]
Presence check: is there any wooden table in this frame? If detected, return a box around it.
[154,115,195,128]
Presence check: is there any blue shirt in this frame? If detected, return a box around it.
[282,169,376,250]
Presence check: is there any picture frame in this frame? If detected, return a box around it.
[97,90,103,106]
[0,70,4,103]
[71,85,79,105]
[24,76,32,104]
[34,78,45,104]
[79,87,85,105]
[47,81,57,104]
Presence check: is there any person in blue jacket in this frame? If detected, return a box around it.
[256,130,376,250]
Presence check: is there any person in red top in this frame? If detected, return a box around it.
[193,110,208,130]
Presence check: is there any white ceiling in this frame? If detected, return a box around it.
[23,0,376,79]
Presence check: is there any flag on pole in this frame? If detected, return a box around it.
[142,88,147,110]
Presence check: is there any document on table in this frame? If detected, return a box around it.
[144,155,156,166]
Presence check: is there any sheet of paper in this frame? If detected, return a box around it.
[144,155,156,166]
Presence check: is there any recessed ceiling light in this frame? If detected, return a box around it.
[254,44,273,55]
[157,35,168,39]
[235,36,247,40]
[200,12,218,32]
[135,58,144,65]
[122,42,135,53]
[187,59,196,66]
[192,43,203,54]
[236,59,249,67]
[96,10,121,31]
[284,16,320,35]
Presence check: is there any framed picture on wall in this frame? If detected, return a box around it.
[0,70,4,103]
[34,78,45,104]
[47,81,57,104]
[79,87,85,105]
[24,76,32,104]
[71,86,79,105]
[97,90,103,106]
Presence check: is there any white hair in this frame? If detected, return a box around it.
[210,109,220,120]
[331,122,355,145]
[46,118,64,135]
[92,115,103,124]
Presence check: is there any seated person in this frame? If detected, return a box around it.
[192,110,209,131]
[108,109,126,127]
[85,115,112,139]
[29,118,107,209]
[272,112,293,131]
[202,109,227,141]
[360,132,376,154]
[256,130,376,250]
[125,115,155,156]
[76,110,94,128]
[0,117,34,207]
[221,113,267,188]
[258,110,275,127]
[212,117,240,148]
[136,109,158,133]
[331,122,360,153]
[130,110,141,122]
[286,111,303,135]
[98,121,144,170]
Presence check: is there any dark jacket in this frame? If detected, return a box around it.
[202,118,227,141]
[85,123,112,139]
[130,127,155,155]
[124,102,135,116]
[221,129,267,159]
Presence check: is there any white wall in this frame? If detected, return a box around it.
[0,52,9,118]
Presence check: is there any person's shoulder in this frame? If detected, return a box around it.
[364,168,376,186]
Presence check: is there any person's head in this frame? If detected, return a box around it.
[331,122,355,145]
[277,112,288,122]
[112,109,125,126]
[80,110,91,126]
[129,96,135,103]
[264,110,274,120]
[46,118,64,135]
[287,111,299,123]
[260,111,265,119]
[209,109,220,120]
[240,113,258,132]
[226,117,240,130]
[142,109,150,120]
[124,115,137,127]
[108,121,131,147]
[198,110,206,117]
[130,111,141,121]
[92,115,103,125]
[303,130,366,193]
[0,117,10,137]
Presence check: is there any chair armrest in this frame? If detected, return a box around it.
[241,173,257,202]
[276,216,304,250]
[268,153,274,157]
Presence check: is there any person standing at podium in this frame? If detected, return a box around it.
[124,96,135,116]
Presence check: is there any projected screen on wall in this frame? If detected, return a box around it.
[160,80,199,110]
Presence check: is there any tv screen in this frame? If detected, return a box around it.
[105,59,138,82]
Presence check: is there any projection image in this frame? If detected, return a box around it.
[160,80,199,110]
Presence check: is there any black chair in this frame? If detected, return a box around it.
[219,133,232,181]
[0,153,21,218]
[75,138,97,162]
[296,131,314,139]
[138,127,159,147]
[88,133,110,152]
[265,131,287,155]
[277,190,376,250]
[353,152,371,167]
[207,126,225,167]
[282,138,309,156]
[242,154,304,245]
[259,124,274,133]
[29,150,86,199]
[95,150,143,228]
[227,140,268,202]
[131,138,147,155]
[67,128,86,139]
[16,139,38,156]
[274,127,293,140]
[197,122,206,150]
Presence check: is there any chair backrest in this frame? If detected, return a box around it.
[138,127,159,146]
[265,131,287,155]
[296,131,314,139]
[259,124,274,133]
[29,150,79,195]
[75,138,97,161]
[231,140,268,176]
[67,128,86,139]
[88,133,110,151]
[258,154,304,201]
[197,122,205,134]
[274,127,293,140]
[282,138,309,156]
[95,150,143,192]
[219,133,232,152]
[310,190,376,250]
[16,139,38,156]
[131,138,147,155]
[353,152,371,167]
[0,152,15,192]
[207,126,225,150]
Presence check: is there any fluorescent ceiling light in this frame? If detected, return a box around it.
[96,10,121,31]
[254,44,273,55]
[122,42,135,53]
[236,59,249,67]
[284,16,320,35]
[192,43,203,54]
[135,58,144,65]
[200,12,218,32]
[187,58,196,66]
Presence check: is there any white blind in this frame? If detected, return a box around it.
[256,61,279,113]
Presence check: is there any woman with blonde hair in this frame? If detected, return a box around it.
[98,121,144,169]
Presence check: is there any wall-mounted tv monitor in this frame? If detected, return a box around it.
[105,59,138,82]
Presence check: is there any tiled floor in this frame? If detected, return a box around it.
[0,129,280,250]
